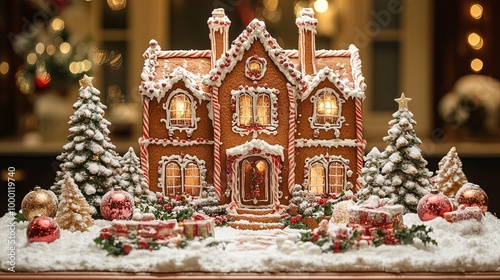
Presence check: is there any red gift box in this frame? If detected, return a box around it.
[348,196,404,229]
[180,213,215,240]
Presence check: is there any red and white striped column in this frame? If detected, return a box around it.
[212,86,222,198]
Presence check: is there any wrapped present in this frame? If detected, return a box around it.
[110,219,179,239]
[348,196,404,229]
[180,213,215,239]
[444,206,483,223]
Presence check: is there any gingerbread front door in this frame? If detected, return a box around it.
[239,156,271,207]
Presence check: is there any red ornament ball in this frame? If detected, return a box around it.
[27,215,60,243]
[100,187,134,220]
[455,183,488,213]
[417,189,452,221]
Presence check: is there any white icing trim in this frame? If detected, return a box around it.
[230,86,279,137]
[157,154,207,195]
[303,154,353,193]
[141,67,209,103]
[226,139,284,161]
[295,138,362,148]
[139,137,214,148]
[295,8,318,33]
[300,67,364,101]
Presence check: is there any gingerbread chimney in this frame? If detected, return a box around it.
[296,8,317,75]
[208,8,231,69]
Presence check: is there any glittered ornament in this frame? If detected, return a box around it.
[100,186,134,220]
[455,183,488,213]
[332,200,356,224]
[21,186,58,220]
[27,215,60,243]
[417,189,452,221]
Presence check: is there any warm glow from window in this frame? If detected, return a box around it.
[314,0,328,13]
[255,95,270,125]
[467,32,483,50]
[239,94,253,125]
[470,58,483,72]
[470,4,483,19]
[310,162,325,195]
[169,94,192,126]
[316,91,338,124]
[256,160,266,173]
[328,162,344,193]
[0,62,9,75]
[165,162,181,196]
[46,45,56,56]
[184,162,201,196]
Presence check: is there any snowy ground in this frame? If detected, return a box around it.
[1,213,499,273]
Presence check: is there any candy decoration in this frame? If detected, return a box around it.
[417,189,453,221]
[21,186,58,220]
[455,183,488,213]
[27,215,60,243]
[100,187,134,221]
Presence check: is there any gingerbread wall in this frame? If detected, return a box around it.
[216,40,292,205]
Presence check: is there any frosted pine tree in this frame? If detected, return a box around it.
[380,93,432,213]
[119,147,151,205]
[434,147,468,198]
[55,173,94,232]
[51,75,121,216]
[357,147,389,201]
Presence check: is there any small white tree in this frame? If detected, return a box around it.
[379,93,432,213]
[434,147,468,197]
[119,147,151,205]
[357,147,388,201]
[55,173,94,232]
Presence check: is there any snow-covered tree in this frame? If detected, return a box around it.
[119,147,151,205]
[379,93,432,213]
[434,147,468,198]
[51,75,121,216]
[55,173,94,232]
[357,147,387,201]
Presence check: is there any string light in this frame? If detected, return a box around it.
[467,32,483,50]
[314,0,328,13]
[470,4,483,19]
[0,62,9,75]
[59,42,71,54]
[470,58,483,72]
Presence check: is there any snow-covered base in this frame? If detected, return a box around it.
[1,213,499,273]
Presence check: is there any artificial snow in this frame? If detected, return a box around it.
[1,213,499,273]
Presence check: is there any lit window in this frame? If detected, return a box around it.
[165,162,181,196]
[310,162,325,195]
[315,91,338,124]
[184,162,201,196]
[169,93,192,126]
[159,155,206,197]
[328,161,344,193]
[239,94,253,126]
[256,94,270,125]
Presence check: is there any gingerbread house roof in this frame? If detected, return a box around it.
[202,19,308,91]
[139,40,211,101]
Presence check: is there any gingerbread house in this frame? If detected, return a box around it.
[138,8,366,212]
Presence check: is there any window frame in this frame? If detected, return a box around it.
[158,154,206,196]
[303,155,353,195]
[309,88,345,133]
[161,89,199,137]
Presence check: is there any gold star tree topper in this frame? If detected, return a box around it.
[395,92,412,110]
[79,74,94,88]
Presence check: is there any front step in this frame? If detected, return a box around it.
[228,208,284,230]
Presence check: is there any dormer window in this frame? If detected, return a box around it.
[161,89,199,137]
[308,88,346,138]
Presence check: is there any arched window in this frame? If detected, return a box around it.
[315,91,339,124]
[184,162,201,196]
[309,162,325,195]
[169,93,192,127]
[165,162,181,196]
[328,161,344,193]
[255,94,270,125]
[239,94,253,126]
